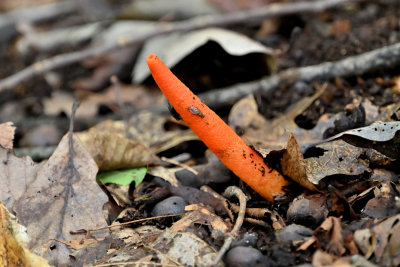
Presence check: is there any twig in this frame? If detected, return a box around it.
[200,185,285,228]
[103,40,400,113]
[213,186,247,265]
[161,156,199,175]
[0,0,357,92]
[199,42,400,108]
[70,213,184,234]
[94,262,178,267]
[200,185,234,220]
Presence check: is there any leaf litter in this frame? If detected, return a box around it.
[2,1,400,266]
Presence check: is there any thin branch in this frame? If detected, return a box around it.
[161,156,199,175]
[94,262,178,267]
[213,186,247,266]
[69,213,184,234]
[199,42,400,108]
[0,0,357,92]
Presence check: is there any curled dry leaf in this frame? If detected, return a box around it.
[92,112,199,154]
[76,128,156,171]
[0,122,15,149]
[0,203,51,267]
[281,133,317,191]
[133,27,275,83]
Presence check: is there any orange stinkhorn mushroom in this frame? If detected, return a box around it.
[147,54,289,202]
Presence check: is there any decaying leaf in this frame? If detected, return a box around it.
[304,139,393,186]
[303,120,400,159]
[0,122,15,149]
[153,230,221,267]
[0,203,51,267]
[13,134,110,266]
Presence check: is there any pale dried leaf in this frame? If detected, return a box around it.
[133,27,274,83]
[14,134,109,266]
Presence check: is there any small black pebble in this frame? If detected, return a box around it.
[231,232,258,248]
[151,196,187,217]
[226,246,266,267]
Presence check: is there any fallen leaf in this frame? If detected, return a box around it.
[92,112,199,154]
[281,133,317,191]
[304,139,394,186]
[13,134,110,266]
[77,128,157,171]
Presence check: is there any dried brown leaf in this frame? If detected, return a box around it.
[281,133,317,191]
[77,129,156,171]
[304,139,393,185]
[13,134,109,266]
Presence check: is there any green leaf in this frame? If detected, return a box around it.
[97,167,148,186]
